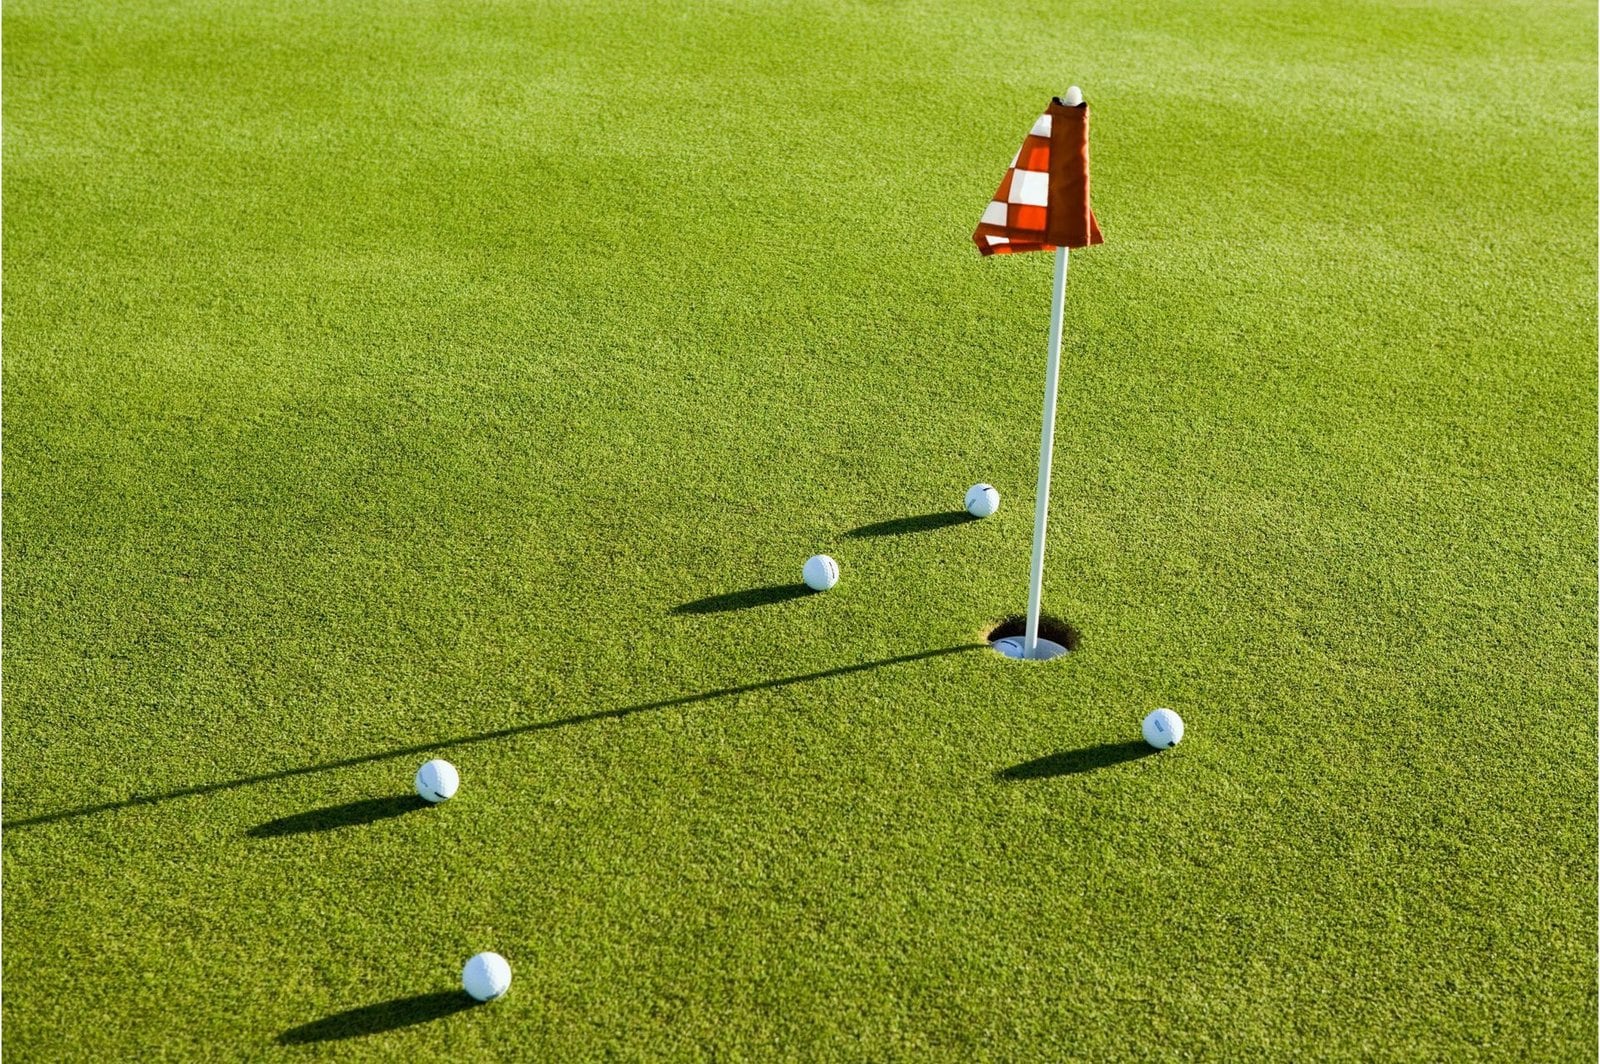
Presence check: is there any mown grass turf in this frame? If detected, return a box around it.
[3,0,1596,1058]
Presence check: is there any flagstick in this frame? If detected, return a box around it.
[1025,245,1069,659]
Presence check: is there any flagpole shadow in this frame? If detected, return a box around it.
[7,644,985,830]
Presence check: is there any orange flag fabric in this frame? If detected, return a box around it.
[973,97,1103,256]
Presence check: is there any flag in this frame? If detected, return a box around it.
[973,96,1103,256]
[971,88,1103,659]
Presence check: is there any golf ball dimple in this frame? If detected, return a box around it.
[965,483,1000,518]
[414,759,459,803]
[462,952,512,1002]
[1142,708,1184,749]
[802,554,840,591]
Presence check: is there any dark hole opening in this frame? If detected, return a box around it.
[984,615,1080,652]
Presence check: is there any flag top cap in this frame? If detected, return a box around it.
[973,92,1102,256]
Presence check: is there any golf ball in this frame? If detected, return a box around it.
[1063,85,1084,107]
[462,951,512,1002]
[1141,708,1184,749]
[965,483,1000,518]
[414,759,459,803]
[802,554,840,591]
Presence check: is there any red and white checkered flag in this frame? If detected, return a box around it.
[973,95,1103,256]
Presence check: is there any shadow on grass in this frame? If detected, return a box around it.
[8,644,984,829]
[997,741,1156,780]
[846,511,971,538]
[278,992,474,1044]
[671,583,812,614]
[248,795,425,838]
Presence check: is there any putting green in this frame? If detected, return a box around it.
[4,0,1595,1058]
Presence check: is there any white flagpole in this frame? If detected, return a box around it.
[1024,245,1069,659]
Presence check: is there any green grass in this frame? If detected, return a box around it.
[3,0,1595,1058]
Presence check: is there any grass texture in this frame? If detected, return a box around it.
[3,0,1596,1058]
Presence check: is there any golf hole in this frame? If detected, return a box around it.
[985,616,1079,662]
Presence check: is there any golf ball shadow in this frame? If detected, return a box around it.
[247,795,427,838]
[278,992,474,1044]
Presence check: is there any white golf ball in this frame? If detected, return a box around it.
[802,554,839,592]
[414,759,459,803]
[964,483,1000,518]
[462,951,511,1002]
[1063,85,1084,107]
[1141,708,1184,749]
